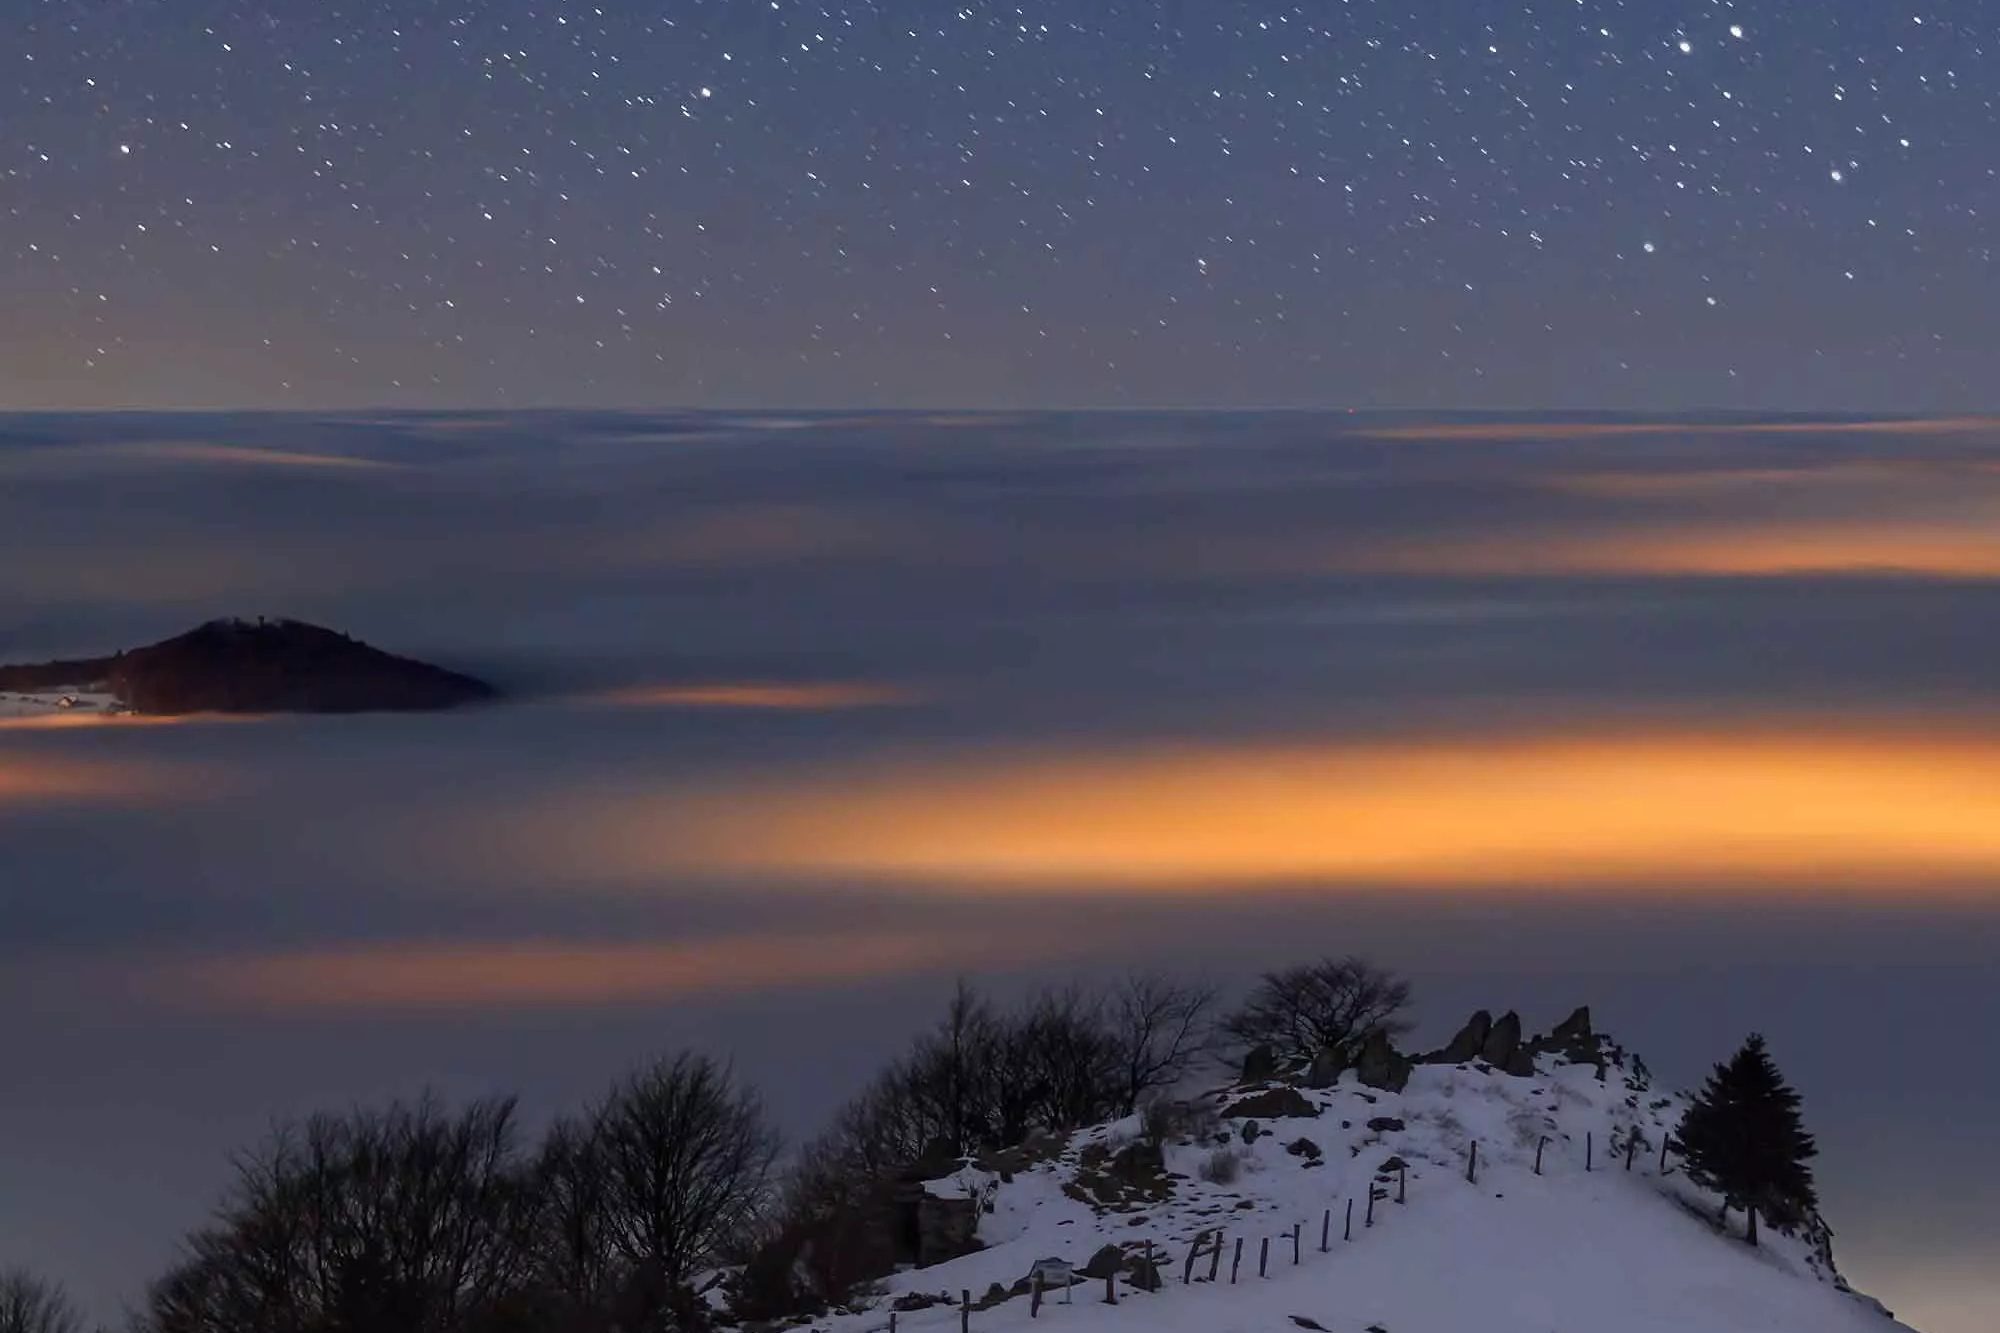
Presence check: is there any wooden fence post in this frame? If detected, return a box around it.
[1365,1187,1376,1228]
[1032,1270,1044,1318]
[1344,1197,1353,1241]
[960,1290,970,1333]
[1398,1162,1407,1204]
[1626,1135,1638,1172]
[1535,1136,1547,1175]
[1258,1236,1269,1278]
[1291,1223,1302,1265]
[1182,1236,1200,1285]
[890,1314,898,1333]
[1208,1233,1223,1282]
[1320,1207,1331,1252]
[1586,1131,1594,1172]
[1466,1141,1479,1185]
[1141,1242,1154,1292]
[1103,1271,1116,1305]
[1659,1133,1672,1174]
[1230,1235,1243,1283]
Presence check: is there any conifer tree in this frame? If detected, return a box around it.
[1676,1033,1819,1246]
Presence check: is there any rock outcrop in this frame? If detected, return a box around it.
[1436,1010,1493,1064]
[1353,1030,1412,1092]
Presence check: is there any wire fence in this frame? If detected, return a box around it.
[847,1125,1680,1331]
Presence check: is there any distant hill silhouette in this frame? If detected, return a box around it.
[0,619,497,714]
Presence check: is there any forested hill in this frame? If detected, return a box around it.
[0,618,495,714]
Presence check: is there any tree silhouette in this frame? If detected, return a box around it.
[1221,956,1412,1067]
[1676,1034,1819,1246]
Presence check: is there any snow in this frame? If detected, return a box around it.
[806,1050,1910,1333]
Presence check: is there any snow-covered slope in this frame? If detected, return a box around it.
[805,1035,1909,1333]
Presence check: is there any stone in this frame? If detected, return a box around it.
[1437,1009,1493,1064]
[1241,1120,1262,1144]
[1366,1116,1405,1133]
[1285,1136,1323,1160]
[914,1193,980,1266]
[1240,1043,1279,1084]
[1306,1045,1346,1088]
[1353,1029,1412,1093]
[1551,1006,1592,1042]
[1080,1243,1126,1280]
[1221,1087,1319,1119]
[1480,1011,1524,1070]
[1107,1139,1166,1186]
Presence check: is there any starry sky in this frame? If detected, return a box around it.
[8,2,1998,411]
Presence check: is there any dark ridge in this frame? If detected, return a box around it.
[0,618,497,715]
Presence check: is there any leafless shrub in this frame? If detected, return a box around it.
[1199,1147,1242,1186]
[1109,974,1218,1114]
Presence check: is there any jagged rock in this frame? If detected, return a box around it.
[1530,1004,1609,1071]
[1437,1009,1494,1063]
[1285,1136,1323,1160]
[1503,1047,1538,1077]
[1480,1011,1524,1069]
[1306,1045,1346,1088]
[1366,1117,1405,1133]
[1241,1043,1279,1084]
[1354,1030,1412,1092]
[1222,1087,1319,1119]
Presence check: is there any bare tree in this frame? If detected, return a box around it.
[1016,986,1123,1132]
[1108,973,1218,1114]
[524,1115,618,1329]
[1221,956,1411,1066]
[886,981,1005,1158]
[589,1054,780,1308]
[145,1096,534,1333]
[0,1271,81,1333]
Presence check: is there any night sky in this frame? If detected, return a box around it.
[9,2,1999,410]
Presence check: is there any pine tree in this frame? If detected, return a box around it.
[1676,1033,1819,1246]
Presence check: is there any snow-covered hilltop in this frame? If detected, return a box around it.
[794,1009,1907,1333]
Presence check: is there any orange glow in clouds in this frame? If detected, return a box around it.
[1344,520,2000,579]
[559,728,2000,895]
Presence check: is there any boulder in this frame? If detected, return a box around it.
[1366,1117,1406,1133]
[1285,1136,1323,1160]
[1240,1043,1279,1084]
[1080,1243,1126,1280]
[1479,1011,1523,1070]
[1353,1030,1412,1093]
[1222,1087,1320,1120]
[1305,1045,1346,1088]
[1437,1009,1493,1064]
[915,1193,980,1266]
[1107,1139,1165,1186]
